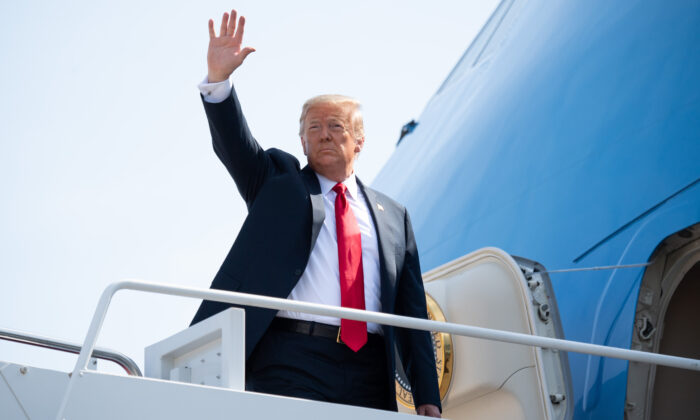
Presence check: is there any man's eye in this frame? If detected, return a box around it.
[309,125,319,130]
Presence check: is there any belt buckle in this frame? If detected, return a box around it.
[336,326,342,344]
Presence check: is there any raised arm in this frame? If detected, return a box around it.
[207,10,256,82]
[202,10,272,206]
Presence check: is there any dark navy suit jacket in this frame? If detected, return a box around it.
[190,86,440,411]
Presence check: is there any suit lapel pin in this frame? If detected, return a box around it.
[377,203,384,211]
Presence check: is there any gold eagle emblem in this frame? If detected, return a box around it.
[395,293,454,408]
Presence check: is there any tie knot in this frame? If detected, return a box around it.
[332,183,347,195]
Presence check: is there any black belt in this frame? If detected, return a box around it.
[271,317,343,341]
[270,318,382,344]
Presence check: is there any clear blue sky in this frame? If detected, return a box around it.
[0,0,498,373]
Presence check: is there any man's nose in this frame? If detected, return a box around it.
[320,125,331,140]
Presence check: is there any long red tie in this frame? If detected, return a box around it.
[333,183,367,352]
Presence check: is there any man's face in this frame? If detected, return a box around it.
[300,102,364,181]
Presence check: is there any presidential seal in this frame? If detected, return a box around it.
[395,293,454,409]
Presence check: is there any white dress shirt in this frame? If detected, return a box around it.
[199,78,384,334]
[199,77,231,103]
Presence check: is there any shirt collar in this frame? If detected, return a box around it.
[315,172,358,200]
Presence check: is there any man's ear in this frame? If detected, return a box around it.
[300,135,308,155]
[355,136,365,154]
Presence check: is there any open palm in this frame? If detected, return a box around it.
[207,10,255,83]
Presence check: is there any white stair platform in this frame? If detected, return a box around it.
[1,361,419,420]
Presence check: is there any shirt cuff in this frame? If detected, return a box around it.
[198,76,231,103]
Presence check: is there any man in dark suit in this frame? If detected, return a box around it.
[190,9,441,417]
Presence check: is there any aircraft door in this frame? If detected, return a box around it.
[395,247,573,420]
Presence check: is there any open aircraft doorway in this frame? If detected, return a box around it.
[626,223,700,420]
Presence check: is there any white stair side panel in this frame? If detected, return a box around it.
[61,371,420,420]
[1,362,69,420]
[0,363,29,420]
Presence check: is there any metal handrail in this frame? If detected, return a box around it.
[56,279,700,419]
[0,327,142,376]
[77,280,700,375]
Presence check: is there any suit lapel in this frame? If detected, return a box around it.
[357,178,397,311]
[301,166,326,252]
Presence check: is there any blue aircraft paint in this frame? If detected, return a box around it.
[373,0,700,418]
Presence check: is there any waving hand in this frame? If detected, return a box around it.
[207,10,256,83]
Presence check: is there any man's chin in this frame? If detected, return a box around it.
[308,161,347,180]
[310,156,338,169]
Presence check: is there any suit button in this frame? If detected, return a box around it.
[294,269,303,276]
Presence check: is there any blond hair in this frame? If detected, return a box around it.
[298,94,365,140]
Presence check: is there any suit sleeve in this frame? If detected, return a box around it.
[201,85,275,206]
[394,208,442,411]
